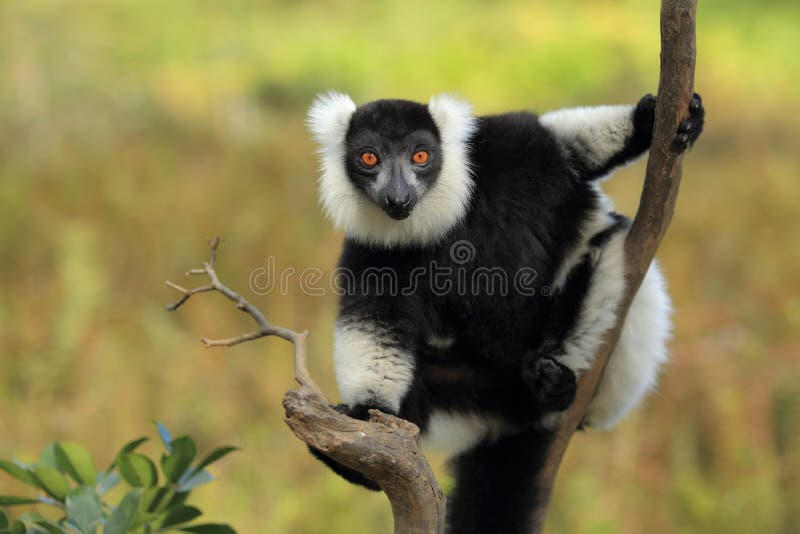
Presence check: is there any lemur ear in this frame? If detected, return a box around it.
[428,94,476,145]
[307,91,356,147]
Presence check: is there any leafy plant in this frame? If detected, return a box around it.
[0,423,238,534]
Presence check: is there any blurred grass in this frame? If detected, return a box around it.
[0,0,798,532]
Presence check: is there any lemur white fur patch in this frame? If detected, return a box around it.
[308,92,476,247]
[421,411,512,458]
[540,105,634,174]
[585,261,671,429]
[556,229,627,377]
[333,320,416,412]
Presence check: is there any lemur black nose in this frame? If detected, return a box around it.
[385,193,411,209]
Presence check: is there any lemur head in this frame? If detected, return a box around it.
[308,92,476,247]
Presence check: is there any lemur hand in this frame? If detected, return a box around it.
[636,92,705,152]
[674,93,704,151]
[522,352,577,413]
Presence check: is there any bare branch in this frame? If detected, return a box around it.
[529,0,698,530]
[165,237,321,393]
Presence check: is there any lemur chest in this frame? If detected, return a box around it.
[422,226,560,356]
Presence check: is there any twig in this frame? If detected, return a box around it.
[529,0,698,530]
[165,237,322,396]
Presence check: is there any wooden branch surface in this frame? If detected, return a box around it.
[529,0,698,530]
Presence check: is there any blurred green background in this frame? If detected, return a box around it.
[1,0,798,532]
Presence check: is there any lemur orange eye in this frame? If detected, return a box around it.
[360,152,378,167]
[412,150,429,165]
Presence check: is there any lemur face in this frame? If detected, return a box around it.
[309,92,475,247]
[343,100,443,220]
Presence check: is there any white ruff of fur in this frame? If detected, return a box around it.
[308,92,476,247]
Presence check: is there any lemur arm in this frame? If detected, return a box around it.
[308,300,419,491]
[521,214,633,415]
[541,93,704,181]
[540,95,657,180]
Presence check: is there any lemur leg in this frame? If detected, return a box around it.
[521,250,597,413]
[541,216,672,430]
[522,216,629,418]
[532,219,629,429]
[540,93,704,180]
[446,426,553,534]
[308,319,416,490]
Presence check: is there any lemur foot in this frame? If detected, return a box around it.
[674,93,705,151]
[307,403,384,491]
[523,356,577,412]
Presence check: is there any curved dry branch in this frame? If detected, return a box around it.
[165,238,445,533]
[529,0,698,530]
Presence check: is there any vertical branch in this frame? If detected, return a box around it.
[529,0,698,530]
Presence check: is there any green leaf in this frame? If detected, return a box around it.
[0,510,8,529]
[107,437,148,471]
[96,471,121,496]
[155,422,173,453]
[159,505,202,529]
[65,486,103,534]
[14,526,46,534]
[194,447,238,472]
[0,460,38,489]
[32,467,69,501]
[130,511,160,530]
[178,524,236,534]
[104,489,141,534]
[10,520,25,534]
[166,491,189,509]
[15,513,63,534]
[0,495,40,506]
[160,437,196,484]
[117,454,158,487]
[176,470,213,493]
[54,443,96,486]
[33,522,64,534]
[141,487,173,514]
[38,444,59,470]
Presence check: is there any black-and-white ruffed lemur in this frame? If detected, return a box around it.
[306,91,704,533]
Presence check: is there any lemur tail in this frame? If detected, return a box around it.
[446,427,554,534]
